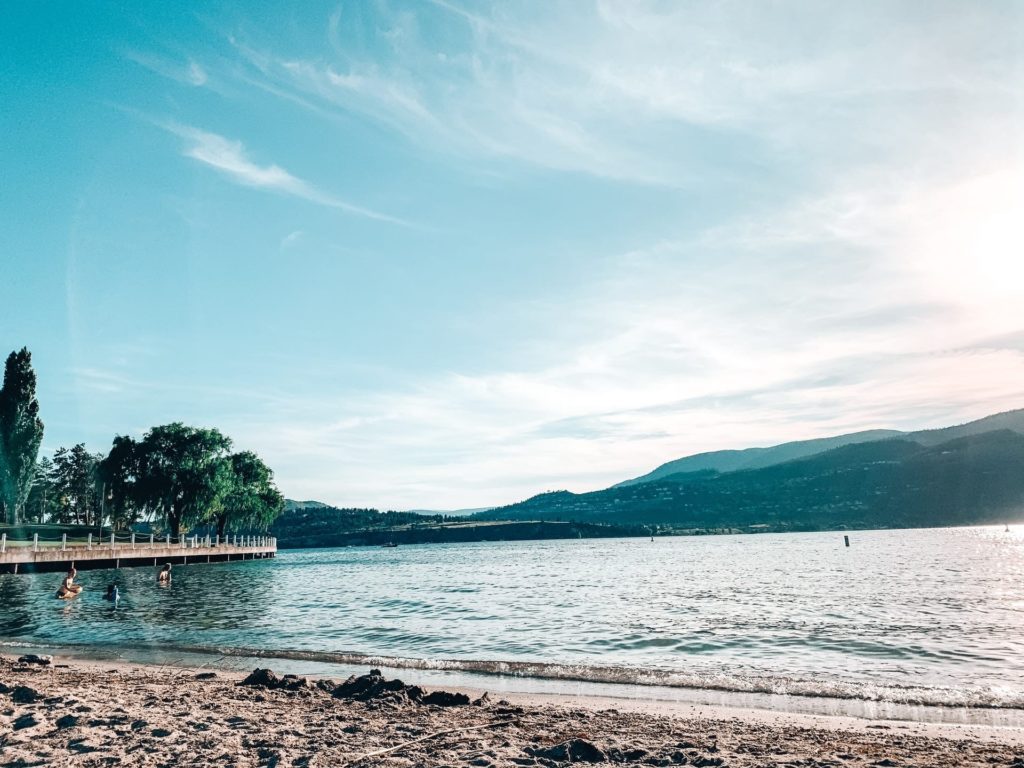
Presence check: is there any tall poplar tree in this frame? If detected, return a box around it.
[0,348,44,525]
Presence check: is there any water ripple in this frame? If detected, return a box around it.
[2,525,1023,708]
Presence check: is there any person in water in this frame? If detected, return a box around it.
[55,566,82,599]
[103,583,119,602]
[157,563,172,584]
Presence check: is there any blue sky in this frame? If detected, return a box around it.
[2,1,1023,510]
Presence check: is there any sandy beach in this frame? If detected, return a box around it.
[1,654,1021,767]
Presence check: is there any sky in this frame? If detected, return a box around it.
[2,1,1023,511]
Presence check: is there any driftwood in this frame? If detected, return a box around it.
[340,718,519,767]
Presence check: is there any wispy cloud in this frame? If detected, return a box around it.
[164,123,408,224]
[219,1,1019,187]
[124,50,211,89]
[70,367,136,395]
[186,60,208,86]
[279,229,304,249]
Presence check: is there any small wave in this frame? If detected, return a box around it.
[8,639,1015,710]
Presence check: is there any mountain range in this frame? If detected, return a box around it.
[614,409,1024,486]
[475,409,1024,532]
[286,409,1024,535]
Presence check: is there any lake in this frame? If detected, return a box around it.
[2,526,1023,719]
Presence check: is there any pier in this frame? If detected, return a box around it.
[0,532,277,574]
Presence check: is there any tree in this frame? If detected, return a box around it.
[0,348,45,524]
[213,451,285,538]
[133,423,232,538]
[51,444,102,526]
[24,457,57,524]
[96,435,141,531]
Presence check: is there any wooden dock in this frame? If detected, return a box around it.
[0,533,277,574]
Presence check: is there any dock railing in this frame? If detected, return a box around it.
[0,530,276,553]
[0,530,277,574]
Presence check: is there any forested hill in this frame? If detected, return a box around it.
[272,507,443,543]
[476,429,1024,532]
[614,428,901,487]
[614,408,1024,487]
[284,499,332,512]
[269,505,647,548]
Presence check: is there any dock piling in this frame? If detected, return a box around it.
[1,533,6,553]
[61,534,67,551]
[33,533,38,552]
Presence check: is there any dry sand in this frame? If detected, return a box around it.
[1,653,1022,767]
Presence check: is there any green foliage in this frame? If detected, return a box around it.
[49,444,103,526]
[23,457,58,524]
[127,423,233,537]
[272,506,442,542]
[0,348,45,525]
[96,434,141,530]
[213,451,285,537]
[269,505,646,548]
[95,426,284,537]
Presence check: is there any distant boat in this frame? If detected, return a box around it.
[382,542,399,548]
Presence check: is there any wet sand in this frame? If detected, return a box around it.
[1,653,1021,767]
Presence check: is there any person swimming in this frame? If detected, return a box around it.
[103,583,119,602]
[55,566,83,599]
[157,563,172,584]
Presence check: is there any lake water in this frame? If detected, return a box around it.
[2,527,1023,719]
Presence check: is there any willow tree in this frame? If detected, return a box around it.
[213,451,285,538]
[0,348,44,525]
[132,423,233,538]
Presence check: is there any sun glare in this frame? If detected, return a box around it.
[914,169,1024,316]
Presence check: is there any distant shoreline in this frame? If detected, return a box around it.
[268,517,1023,551]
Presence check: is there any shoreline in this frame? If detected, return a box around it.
[64,654,1024,746]
[1,653,1021,767]
[33,653,1024,746]
[4,639,1023,729]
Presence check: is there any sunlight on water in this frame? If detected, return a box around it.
[2,526,1023,709]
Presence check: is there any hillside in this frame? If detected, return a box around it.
[270,505,645,549]
[905,409,1024,446]
[614,408,1024,487]
[283,499,332,512]
[614,429,901,487]
[404,507,494,517]
[478,429,1024,532]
